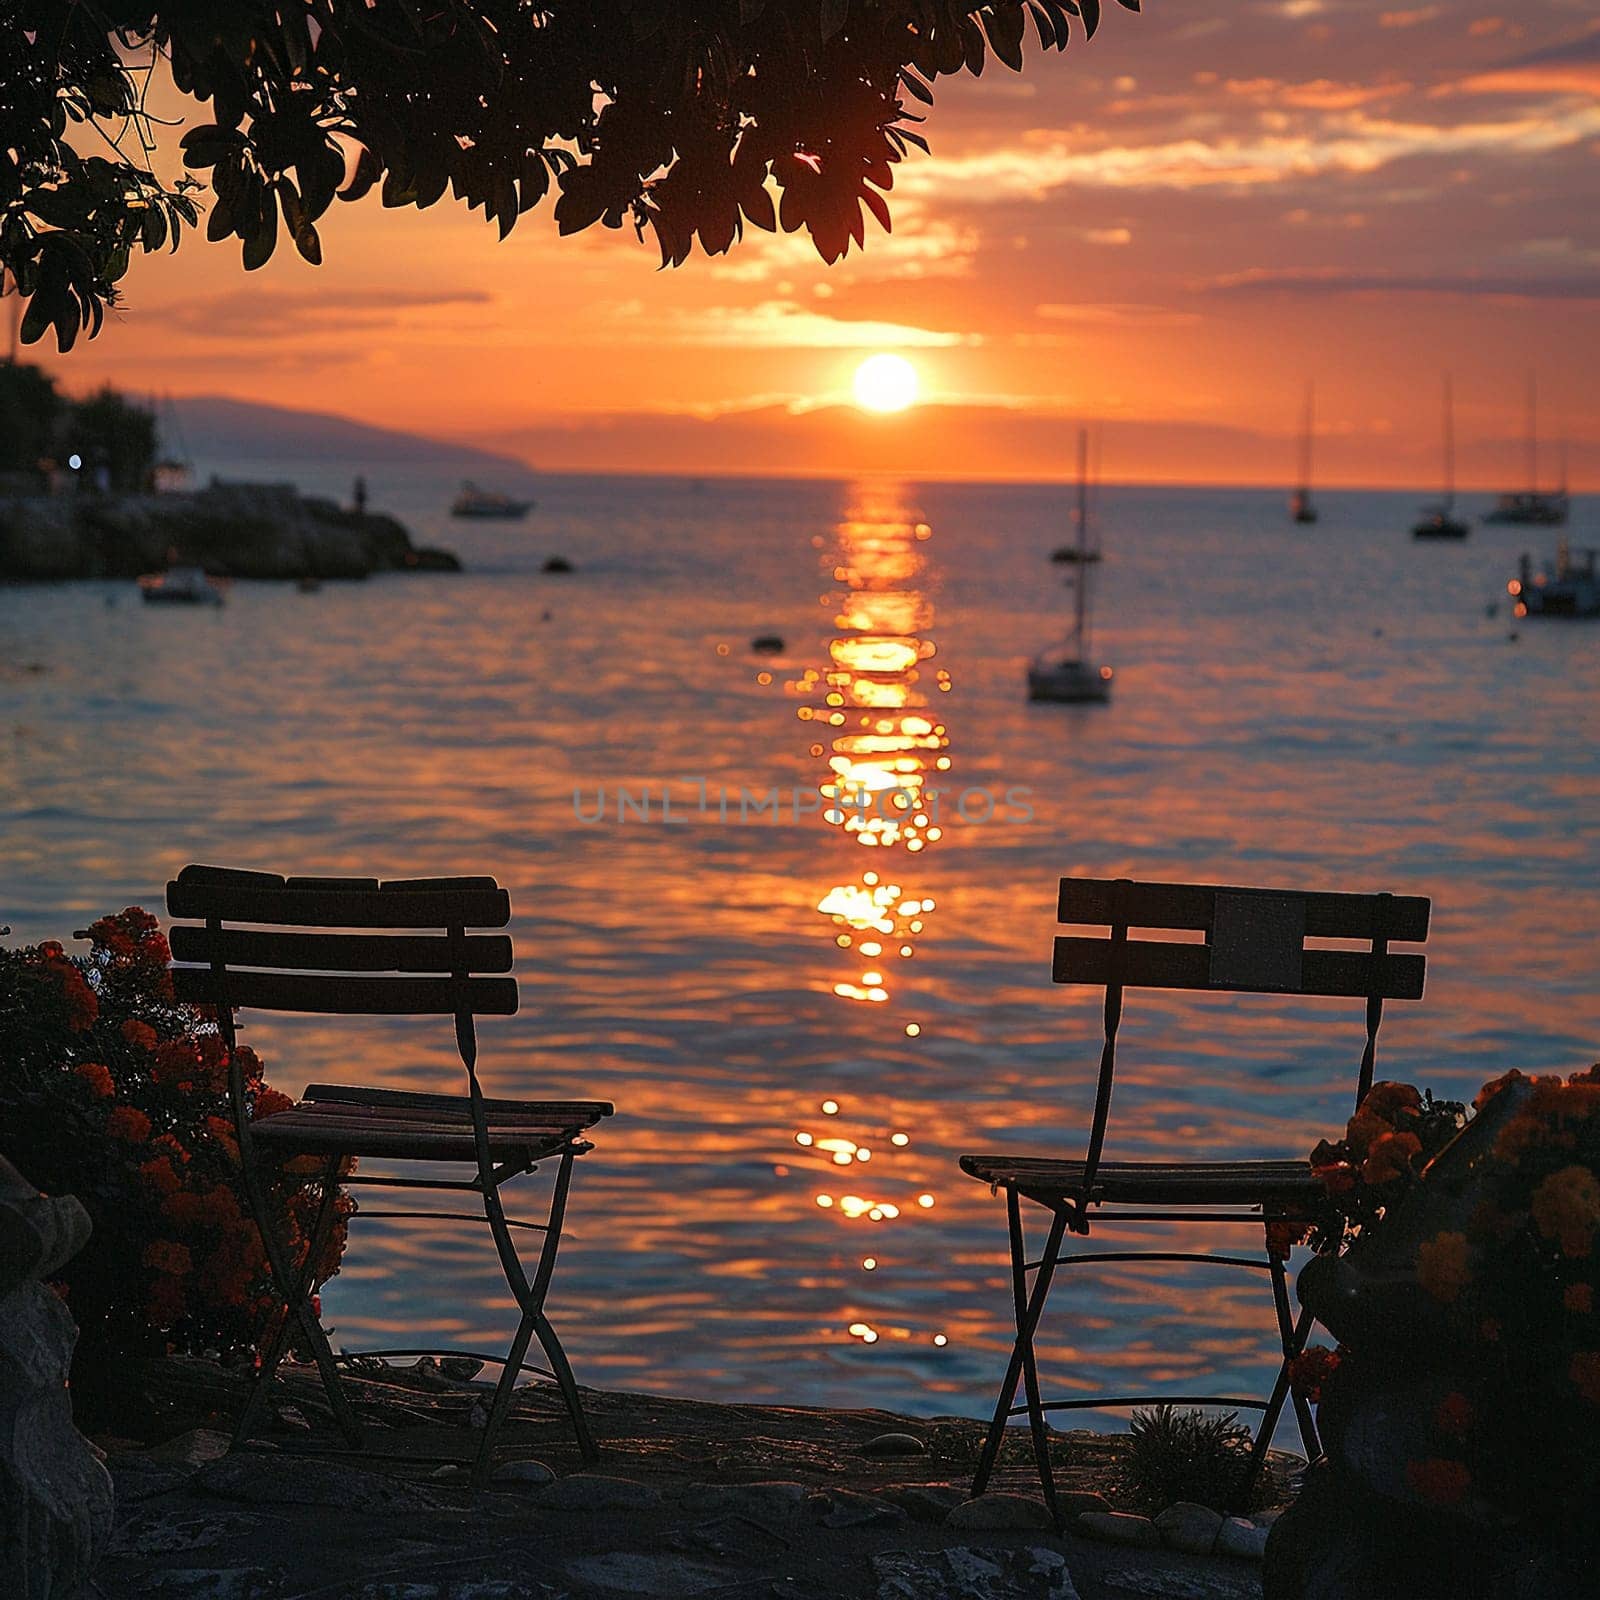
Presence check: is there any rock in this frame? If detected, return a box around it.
[862,1431,926,1457]
[124,1568,283,1600]
[1076,1511,1161,1548]
[109,1509,263,1556]
[195,1454,444,1512]
[674,1480,809,1526]
[535,1473,663,1512]
[1216,1516,1268,1560]
[489,1458,555,1488]
[880,1482,967,1522]
[873,1545,1080,1600]
[1057,1491,1112,1517]
[0,1159,115,1600]
[142,1428,233,1467]
[269,1404,312,1433]
[564,1552,735,1595]
[1100,1570,1252,1600]
[1154,1501,1224,1555]
[947,1493,1055,1530]
[809,1487,907,1527]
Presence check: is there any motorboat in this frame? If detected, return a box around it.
[451,481,534,519]
[138,566,225,605]
[1508,544,1600,619]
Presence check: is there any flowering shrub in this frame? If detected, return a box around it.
[1292,1070,1600,1520]
[0,909,352,1403]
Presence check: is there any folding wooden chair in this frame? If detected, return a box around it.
[166,865,613,1485]
[961,875,1429,1520]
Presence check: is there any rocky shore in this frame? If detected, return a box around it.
[88,1357,1293,1600]
[0,481,460,582]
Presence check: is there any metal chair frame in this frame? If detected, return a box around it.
[962,875,1430,1520]
[166,866,611,1485]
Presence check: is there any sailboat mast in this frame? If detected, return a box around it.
[1443,373,1455,510]
[1300,381,1315,494]
[1526,372,1539,494]
[1075,426,1089,654]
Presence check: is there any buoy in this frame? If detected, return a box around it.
[751,634,785,654]
[543,556,574,574]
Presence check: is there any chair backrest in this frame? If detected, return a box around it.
[166,865,516,1021]
[1056,876,1430,1190]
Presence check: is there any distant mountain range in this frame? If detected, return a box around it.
[164,395,528,477]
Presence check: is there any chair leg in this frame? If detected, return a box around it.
[1238,1253,1318,1510]
[475,1146,596,1472]
[972,1190,1069,1516]
[236,1154,362,1449]
[472,1313,537,1487]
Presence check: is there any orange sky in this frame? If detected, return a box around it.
[31,6,1600,487]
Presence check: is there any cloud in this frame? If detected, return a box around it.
[1205,267,1600,301]
[609,299,973,349]
[903,101,1600,198]
[154,285,495,339]
[1451,23,1600,98]
[1379,6,1441,28]
[1036,302,1202,325]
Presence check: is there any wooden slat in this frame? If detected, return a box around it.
[303,1083,613,1121]
[169,926,513,974]
[250,1113,574,1162]
[167,880,511,929]
[959,1154,1321,1204]
[1057,877,1430,942]
[172,968,518,1015]
[1052,935,1426,999]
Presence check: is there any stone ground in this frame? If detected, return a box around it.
[90,1358,1293,1600]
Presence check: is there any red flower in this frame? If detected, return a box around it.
[120,1019,157,1053]
[1570,1351,1600,1406]
[1313,1161,1358,1194]
[1435,1391,1473,1439]
[1288,1345,1342,1403]
[142,1238,193,1276]
[1474,1068,1527,1109]
[106,1106,152,1144]
[1266,1221,1309,1260]
[139,1157,182,1198]
[74,1061,114,1099]
[254,1088,294,1120]
[146,1273,186,1328]
[1362,1130,1422,1186]
[152,1037,202,1086]
[1407,1457,1471,1506]
[1565,1284,1593,1315]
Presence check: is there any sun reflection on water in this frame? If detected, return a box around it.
[787,484,954,1353]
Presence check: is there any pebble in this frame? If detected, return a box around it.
[809,1487,907,1528]
[874,1545,1081,1600]
[675,1481,808,1526]
[534,1473,663,1512]
[1153,1500,1224,1555]
[946,1493,1055,1530]
[1076,1511,1161,1548]
[880,1483,968,1522]
[195,1455,443,1512]
[862,1431,926,1457]
[1058,1491,1112,1517]
[1215,1516,1270,1561]
[143,1428,233,1466]
[490,1459,555,1488]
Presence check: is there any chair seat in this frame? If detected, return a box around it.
[250,1083,614,1162]
[959,1153,1320,1208]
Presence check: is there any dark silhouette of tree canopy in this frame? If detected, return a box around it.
[1,1,1135,352]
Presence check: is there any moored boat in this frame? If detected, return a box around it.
[1508,544,1600,619]
[137,566,225,605]
[1029,428,1112,704]
[1290,381,1319,525]
[1485,375,1568,526]
[450,481,534,519]
[1413,376,1470,540]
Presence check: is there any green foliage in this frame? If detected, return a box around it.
[0,361,63,477]
[1120,1404,1262,1515]
[2,0,1138,351]
[63,383,159,491]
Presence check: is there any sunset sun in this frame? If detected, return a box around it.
[852,353,919,414]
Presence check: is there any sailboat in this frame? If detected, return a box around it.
[1290,381,1318,524]
[1027,429,1113,704]
[1485,375,1568,526]
[1412,375,1470,540]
